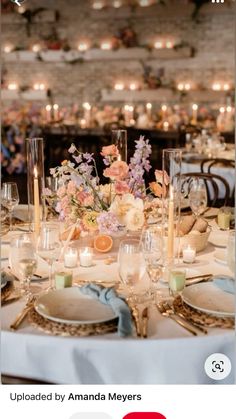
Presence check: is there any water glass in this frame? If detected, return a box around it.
[189,178,207,218]
[118,239,146,301]
[9,233,37,296]
[36,223,61,290]
[1,182,19,231]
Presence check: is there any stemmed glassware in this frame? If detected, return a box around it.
[189,178,207,218]
[9,233,37,297]
[1,182,19,231]
[140,225,164,300]
[36,223,61,291]
[118,239,146,302]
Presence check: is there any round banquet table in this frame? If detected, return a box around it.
[1,209,235,385]
[181,148,235,200]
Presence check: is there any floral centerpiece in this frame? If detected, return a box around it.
[47,136,165,239]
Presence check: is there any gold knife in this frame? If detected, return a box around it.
[130,305,141,337]
[142,307,149,338]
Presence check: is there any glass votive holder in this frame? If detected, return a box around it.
[55,271,73,290]
[169,268,186,298]
[217,207,231,230]
[79,246,94,267]
[182,244,196,264]
[64,247,78,268]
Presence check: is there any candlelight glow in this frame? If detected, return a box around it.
[226,106,232,112]
[161,104,167,112]
[101,41,112,50]
[83,102,91,110]
[34,167,38,178]
[177,83,184,91]
[192,104,198,111]
[139,0,152,7]
[185,83,191,91]
[8,83,18,90]
[154,41,163,49]
[114,82,124,90]
[32,44,41,53]
[92,1,104,10]
[113,0,122,7]
[166,41,173,49]
[33,83,45,91]
[223,83,230,91]
[53,104,59,110]
[80,118,87,128]
[129,82,138,91]
[219,107,225,113]
[146,103,152,109]
[78,42,89,52]
[212,83,221,91]
[4,44,14,53]
[163,121,169,131]
[46,105,52,111]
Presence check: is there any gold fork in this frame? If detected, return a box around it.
[156,301,197,336]
[10,295,36,331]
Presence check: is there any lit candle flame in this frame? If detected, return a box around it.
[34,167,38,178]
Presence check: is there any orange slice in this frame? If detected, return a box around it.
[94,234,113,253]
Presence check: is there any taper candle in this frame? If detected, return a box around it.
[33,167,40,235]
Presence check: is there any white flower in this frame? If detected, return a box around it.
[125,208,144,231]
[110,193,144,225]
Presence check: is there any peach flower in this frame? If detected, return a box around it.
[149,182,165,198]
[103,161,129,180]
[101,144,119,157]
[154,170,170,185]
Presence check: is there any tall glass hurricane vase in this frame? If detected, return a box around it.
[162,149,182,267]
[111,129,127,162]
[26,138,46,235]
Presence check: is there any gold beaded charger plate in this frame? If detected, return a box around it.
[34,287,118,325]
[28,308,118,337]
[182,282,234,317]
[174,297,234,329]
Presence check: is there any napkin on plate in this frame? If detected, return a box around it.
[80,283,133,337]
[213,275,235,294]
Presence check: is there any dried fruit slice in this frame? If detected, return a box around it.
[94,234,113,253]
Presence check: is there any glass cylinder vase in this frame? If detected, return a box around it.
[26,138,46,235]
[162,148,182,267]
[111,129,127,162]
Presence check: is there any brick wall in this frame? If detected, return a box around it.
[2,0,234,107]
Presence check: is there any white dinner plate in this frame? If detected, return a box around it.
[208,231,229,248]
[1,275,8,289]
[214,250,227,265]
[35,287,118,325]
[182,282,235,317]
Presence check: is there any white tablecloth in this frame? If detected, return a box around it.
[1,220,235,385]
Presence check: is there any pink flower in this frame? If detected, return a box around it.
[103,161,129,180]
[57,185,66,198]
[101,144,119,157]
[115,180,130,195]
[76,191,94,207]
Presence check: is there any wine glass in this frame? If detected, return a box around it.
[36,223,61,290]
[189,178,207,218]
[140,225,164,299]
[9,233,37,297]
[1,182,19,231]
[227,230,235,274]
[118,239,146,302]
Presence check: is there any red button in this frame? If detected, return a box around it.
[123,414,166,419]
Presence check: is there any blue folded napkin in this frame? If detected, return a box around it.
[80,284,133,337]
[213,275,235,295]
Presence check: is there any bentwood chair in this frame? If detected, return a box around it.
[181,172,230,208]
[200,158,235,205]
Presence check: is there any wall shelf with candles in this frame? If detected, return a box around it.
[1,89,47,101]
[101,88,230,104]
[3,46,192,63]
